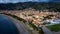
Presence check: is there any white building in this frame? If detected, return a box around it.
[44,19,60,25]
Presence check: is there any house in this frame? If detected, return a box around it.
[44,19,60,25]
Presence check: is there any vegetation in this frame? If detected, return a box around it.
[2,13,26,23]
[3,13,38,30]
[2,13,44,34]
[29,21,38,31]
[46,24,60,32]
[0,2,60,12]
[43,15,54,21]
[29,21,44,34]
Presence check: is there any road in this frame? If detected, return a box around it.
[0,14,30,34]
[42,26,53,34]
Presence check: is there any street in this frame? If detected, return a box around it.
[0,14,30,34]
[42,26,53,34]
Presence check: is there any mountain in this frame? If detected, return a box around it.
[0,2,60,12]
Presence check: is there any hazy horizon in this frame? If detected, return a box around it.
[0,0,60,3]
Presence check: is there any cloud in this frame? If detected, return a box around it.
[0,0,39,3]
[40,0,52,2]
[0,0,60,3]
[0,0,27,3]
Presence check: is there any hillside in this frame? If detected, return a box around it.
[0,2,60,12]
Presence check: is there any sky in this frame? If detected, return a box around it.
[0,0,60,3]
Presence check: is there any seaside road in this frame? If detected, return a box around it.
[42,26,53,34]
[0,14,30,34]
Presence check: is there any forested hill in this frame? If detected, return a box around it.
[0,2,60,11]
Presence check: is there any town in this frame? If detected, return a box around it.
[0,8,60,34]
[0,0,60,34]
[1,8,60,26]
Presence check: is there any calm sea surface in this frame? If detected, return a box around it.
[0,15,19,34]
